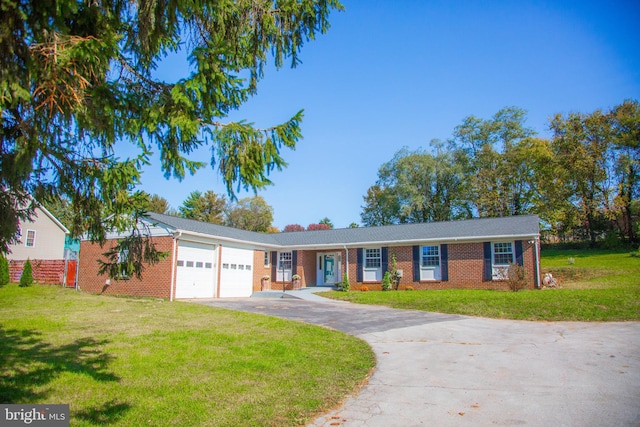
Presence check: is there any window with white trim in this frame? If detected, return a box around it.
[492,241,514,280]
[278,251,292,271]
[117,248,130,279]
[364,248,381,268]
[264,251,270,267]
[421,245,440,267]
[420,245,442,281]
[25,230,36,247]
[276,251,293,282]
[362,248,382,282]
[493,242,514,265]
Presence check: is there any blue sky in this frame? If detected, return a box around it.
[136,0,640,230]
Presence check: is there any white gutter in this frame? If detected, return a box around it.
[534,237,541,289]
[343,245,349,282]
[169,231,181,302]
[174,229,281,249]
[281,233,541,251]
[154,230,540,251]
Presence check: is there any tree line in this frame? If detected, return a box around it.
[361,101,639,246]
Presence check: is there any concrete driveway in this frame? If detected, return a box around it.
[194,295,640,426]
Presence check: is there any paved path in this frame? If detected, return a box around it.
[192,291,640,426]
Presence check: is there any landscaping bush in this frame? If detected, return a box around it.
[507,262,528,292]
[339,272,350,292]
[360,285,369,292]
[0,254,9,286]
[390,253,401,290]
[19,259,34,287]
[381,271,392,291]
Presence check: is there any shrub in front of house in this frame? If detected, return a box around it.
[0,254,9,286]
[20,259,34,287]
[339,272,350,292]
[360,285,369,292]
[507,262,528,292]
[381,271,392,291]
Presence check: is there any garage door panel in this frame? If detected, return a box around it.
[219,246,253,298]
[175,242,216,299]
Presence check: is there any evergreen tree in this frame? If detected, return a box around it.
[180,191,227,224]
[1,0,343,276]
[19,259,33,287]
[0,254,9,286]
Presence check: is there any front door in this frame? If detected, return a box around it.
[323,255,335,284]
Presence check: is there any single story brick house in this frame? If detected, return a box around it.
[78,213,540,300]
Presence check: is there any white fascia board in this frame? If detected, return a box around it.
[173,229,280,249]
[281,233,540,250]
[80,217,175,241]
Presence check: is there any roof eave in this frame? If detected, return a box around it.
[277,232,541,250]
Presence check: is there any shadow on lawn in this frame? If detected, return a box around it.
[75,400,131,424]
[0,328,121,404]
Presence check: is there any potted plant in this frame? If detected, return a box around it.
[292,274,301,290]
[261,275,270,291]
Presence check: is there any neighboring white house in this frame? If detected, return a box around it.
[7,204,69,261]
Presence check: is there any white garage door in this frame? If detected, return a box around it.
[219,246,254,297]
[175,241,216,298]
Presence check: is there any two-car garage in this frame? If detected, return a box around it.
[174,240,254,299]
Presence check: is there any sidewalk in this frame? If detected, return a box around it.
[251,286,343,303]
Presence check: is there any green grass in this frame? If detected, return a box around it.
[0,285,375,426]
[541,248,639,289]
[320,249,640,321]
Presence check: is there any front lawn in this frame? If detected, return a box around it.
[0,285,375,426]
[321,249,640,321]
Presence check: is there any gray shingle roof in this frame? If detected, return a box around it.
[145,212,275,245]
[146,212,539,249]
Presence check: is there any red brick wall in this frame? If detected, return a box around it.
[253,250,271,292]
[346,248,358,287]
[446,243,486,289]
[9,259,65,285]
[78,237,175,299]
[296,249,317,288]
[252,249,320,291]
[336,241,538,291]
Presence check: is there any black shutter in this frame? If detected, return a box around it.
[292,250,298,274]
[381,247,388,277]
[483,242,492,281]
[356,248,363,282]
[440,244,448,281]
[271,251,278,278]
[412,245,420,282]
[515,240,523,266]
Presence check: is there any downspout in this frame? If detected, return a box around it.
[534,237,541,289]
[343,246,349,282]
[170,231,181,301]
